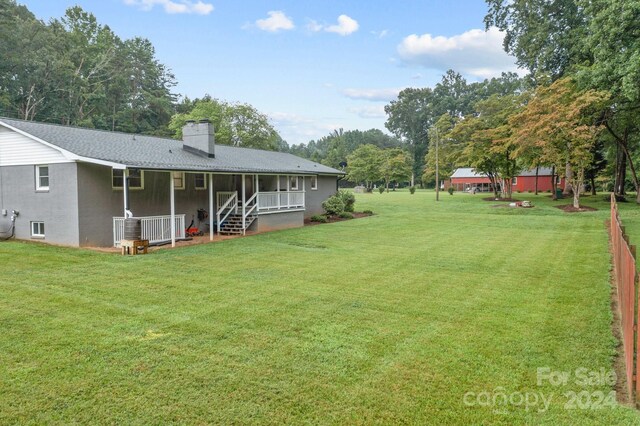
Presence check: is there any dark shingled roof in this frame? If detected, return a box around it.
[0,117,344,175]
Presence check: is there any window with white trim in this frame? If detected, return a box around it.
[35,165,49,191]
[290,176,298,190]
[112,169,144,190]
[512,177,518,185]
[310,175,318,190]
[194,173,207,190]
[173,172,185,190]
[31,221,45,238]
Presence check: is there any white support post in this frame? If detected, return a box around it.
[302,176,306,209]
[122,169,129,217]
[170,171,176,247]
[255,174,259,212]
[209,173,214,241]
[286,175,290,208]
[276,175,280,209]
[241,173,246,235]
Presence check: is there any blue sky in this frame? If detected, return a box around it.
[22,0,520,145]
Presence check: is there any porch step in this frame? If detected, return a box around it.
[219,213,257,235]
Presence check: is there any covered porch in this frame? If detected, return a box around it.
[112,171,307,247]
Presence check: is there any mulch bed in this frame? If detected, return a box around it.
[304,212,372,226]
[555,204,598,213]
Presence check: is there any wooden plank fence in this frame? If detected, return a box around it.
[610,193,639,400]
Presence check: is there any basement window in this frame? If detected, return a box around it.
[194,173,207,190]
[112,169,144,190]
[173,172,185,190]
[31,221,45,238]
[35,165,49,191]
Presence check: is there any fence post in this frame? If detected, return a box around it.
[610,193,640,402]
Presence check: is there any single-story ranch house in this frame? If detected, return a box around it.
[0,118,344,247]
[446,167,565,193]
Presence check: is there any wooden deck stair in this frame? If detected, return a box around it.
[218,213,256,235]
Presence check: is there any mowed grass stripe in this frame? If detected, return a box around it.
[0,191,639,424]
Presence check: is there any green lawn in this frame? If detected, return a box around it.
[1,191,639,424]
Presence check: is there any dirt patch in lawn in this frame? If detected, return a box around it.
[482,197,520,202]
[555,204,598,213]
[304,212,372,226]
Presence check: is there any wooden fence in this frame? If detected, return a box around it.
[610,193,639,400]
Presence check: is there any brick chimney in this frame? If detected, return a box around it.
[183,119,215,158]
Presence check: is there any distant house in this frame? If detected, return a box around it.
[446,167,564,193]
[0,118,344,247]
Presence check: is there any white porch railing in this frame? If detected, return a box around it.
[216,191,238,234]
[258,191,305,211]
[217,191,238,212]
[113,214,185,247]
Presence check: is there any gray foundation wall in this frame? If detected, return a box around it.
[255,211,304,232]
[0,163,80,246]
[304,175,339,218]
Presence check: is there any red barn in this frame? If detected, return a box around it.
[446,167,564,193]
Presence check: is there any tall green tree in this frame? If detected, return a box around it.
[346,144,383,190]
[380,148,413,192]
[169,98,282,151]
[510,78,610,208]
[484,0,590,79]
[385,70,526,185]
[384,87,433,184]
[577,0,640,199]
[0,3,176,135]
[423,114,461,189]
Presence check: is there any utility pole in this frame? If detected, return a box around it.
[435,127,440,201]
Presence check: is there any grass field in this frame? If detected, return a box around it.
[1,190,640,424]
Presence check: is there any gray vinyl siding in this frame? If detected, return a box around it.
[77,164,234,247]
[304,175,339,218]
[0,162,341,247]
[76,163,125,247]
[0,163,79,246]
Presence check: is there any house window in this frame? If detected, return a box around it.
[512,177,518,185]
[310,175,318,190]
[290,176,299,190]
[31,221,45,238]
[194,173,207,190]
[173,172,185,190]
[112,169,144,190]
[35,165,49,191]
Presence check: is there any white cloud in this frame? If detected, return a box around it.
[397,27,522,78]
[308,14,359,36]
[269,112,343,143]
[123,0,214,15]
[306,20,323,33]
[255,11,295,32]
[342,88,401,102]
[371,29,389,39]
[348,105,386,119]
[326,15,359,36]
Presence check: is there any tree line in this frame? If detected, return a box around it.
[0,1,284,149]
[368,0,640,208]
[0,1,176,135]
